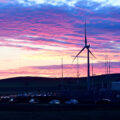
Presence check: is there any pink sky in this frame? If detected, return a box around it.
[0,1,119,79]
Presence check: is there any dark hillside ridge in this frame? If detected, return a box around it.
[0,73,119,95]
[0,73,120,83]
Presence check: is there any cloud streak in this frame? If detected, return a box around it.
[0,0,120,8]
[0,62,119,79]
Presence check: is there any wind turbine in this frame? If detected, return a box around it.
[73,20,95,91]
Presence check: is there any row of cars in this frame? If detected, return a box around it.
[49,99,79,104]
[0,96,79,104]
[49,98,112,105]
[0,95,112,105]
[0,94,79,104]
[29,98,79,104]
[28,98,112,105]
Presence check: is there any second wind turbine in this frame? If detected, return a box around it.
[73,20,95,91]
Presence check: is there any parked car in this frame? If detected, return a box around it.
[65,99,79,104]
[49,99,60,104]
[0,96,10,103]
[9,98,15,103]
[29,98,39,104]
[95,98,111,104]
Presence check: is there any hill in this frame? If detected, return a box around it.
[0,73,119,95]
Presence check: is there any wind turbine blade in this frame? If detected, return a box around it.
[89,49,96,58]
[85,19,87,46]
[72,47,86,63]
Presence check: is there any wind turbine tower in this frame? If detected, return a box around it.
[73,20,95,91]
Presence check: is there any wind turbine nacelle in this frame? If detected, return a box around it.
[86,45,90,48]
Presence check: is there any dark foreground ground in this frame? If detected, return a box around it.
[1,104,120,120]
[1,110,120,120]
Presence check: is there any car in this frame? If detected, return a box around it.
[49,99,60,104]
[65,99,79,104]
[9,98,15,103]
[95,98,111,104]
[29,98,39,104]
